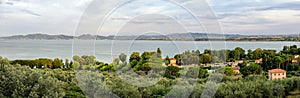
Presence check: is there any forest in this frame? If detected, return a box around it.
[1,45,300,97]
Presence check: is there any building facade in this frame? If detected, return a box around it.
[268,68,286,80]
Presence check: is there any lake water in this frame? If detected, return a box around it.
[0,40,299,63]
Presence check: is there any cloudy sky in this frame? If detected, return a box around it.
[0,0,300,36]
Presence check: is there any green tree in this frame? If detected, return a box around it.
[199,54,211,65]
[186,67,208,78]
[129,52,141,64]
[65,59,69,69]
[52,58,63,69]
[253,48,263,59]
[212,56,219,63]
[274,56,284,68]
[233,47,245,60]
[225,66,235,76]
[164,56,170,65]
[119,53,127,62]
[241,63,262,77]
[204,49,211,55]
[71,61,80,70]
[164,66,181,79]
[157,48,162,58]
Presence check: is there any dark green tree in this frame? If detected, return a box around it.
[241,63,262,77]
[157,48,162,58]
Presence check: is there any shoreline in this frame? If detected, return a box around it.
[0,39,300,42]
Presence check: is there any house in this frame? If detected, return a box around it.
[255,58,263,63]
[268,68,286,80]
[170,58,177,66]
[231,65,240,74]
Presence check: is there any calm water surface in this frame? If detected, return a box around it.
[0,40,299,63]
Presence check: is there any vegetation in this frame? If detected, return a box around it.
[1,45,300,97]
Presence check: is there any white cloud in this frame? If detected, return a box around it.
[0,0,300,36]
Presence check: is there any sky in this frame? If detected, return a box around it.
[0,0,300,36]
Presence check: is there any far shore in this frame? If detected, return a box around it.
[0,39,300,42]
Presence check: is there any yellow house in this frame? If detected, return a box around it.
[170,58,177,66]
[268,68,286,80]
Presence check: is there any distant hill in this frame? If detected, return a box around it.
[0,34,74,40]
[0,33,299,41]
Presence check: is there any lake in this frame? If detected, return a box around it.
[0,40,299,63]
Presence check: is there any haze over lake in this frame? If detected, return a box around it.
[0,40,299,63]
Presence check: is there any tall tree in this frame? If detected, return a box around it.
[274,56,284,68]
[164,56,170,65]
[65,59,69,69]
[157,48,162,58]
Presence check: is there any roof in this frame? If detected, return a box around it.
[268,68,286,73]
[170,58,176,60]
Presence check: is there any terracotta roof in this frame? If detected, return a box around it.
[170,58,176,60]
[268,69,286,73]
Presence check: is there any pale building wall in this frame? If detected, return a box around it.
[269,72,286,80]
[170,60,176,65]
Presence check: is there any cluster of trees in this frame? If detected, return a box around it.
[126,48,164,74]
[11,58,70,69]
[0,57,85,98]
[213,75,300,98]
[170,45,300,72]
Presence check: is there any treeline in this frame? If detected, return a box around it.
[169,45,300,71]
[11,58,69,69]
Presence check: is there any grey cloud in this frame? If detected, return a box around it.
[256,2,300,11]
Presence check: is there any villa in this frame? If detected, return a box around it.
[268,68,286,80]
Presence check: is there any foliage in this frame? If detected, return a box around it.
[225,66,235,76]
[241,63,262,77]
[164,66,181,79]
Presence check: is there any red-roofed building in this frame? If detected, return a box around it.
[268,68,286,80]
